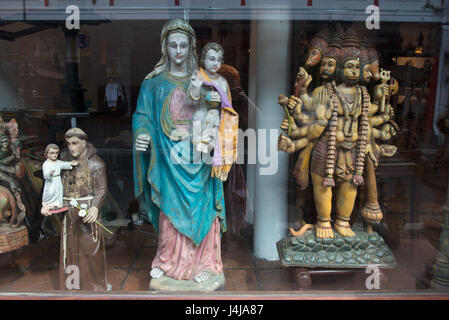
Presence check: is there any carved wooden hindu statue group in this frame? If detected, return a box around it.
[277,25,398,271]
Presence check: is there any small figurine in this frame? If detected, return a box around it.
[188,42,238,181]
[41,144,78,215]
[189,42,228,154]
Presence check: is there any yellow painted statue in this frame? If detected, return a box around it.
[278,27,399,239]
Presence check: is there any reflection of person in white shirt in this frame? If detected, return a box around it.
[105,79,123,109]
[41,144,78,214]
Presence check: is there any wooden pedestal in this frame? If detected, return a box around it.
[0,223,29,254]
[294,267,389,290]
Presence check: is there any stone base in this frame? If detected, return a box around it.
[0,223,29,254]
[277,227,396,268]
[149,272,225,292]
[430,278,449,290]
[430,254,449,290]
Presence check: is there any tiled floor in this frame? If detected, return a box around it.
[0,216,444,293]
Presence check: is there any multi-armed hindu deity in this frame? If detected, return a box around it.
[278,26,399,240]
[0,117,27,229]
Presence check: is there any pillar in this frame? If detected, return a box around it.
[62,27,86,113]
[250,19,292,261]
[430,167,449,289]
[433,25,449,143]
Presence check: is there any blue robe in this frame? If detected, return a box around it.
[132,72,226,246]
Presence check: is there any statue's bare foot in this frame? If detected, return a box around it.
[315,221,334,239]
[150,268,165,279]
[194,271,212,283]
[334,219,355,237]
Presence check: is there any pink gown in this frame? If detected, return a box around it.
[151,86,223,280]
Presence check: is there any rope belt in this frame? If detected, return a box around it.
[63,196,94,201]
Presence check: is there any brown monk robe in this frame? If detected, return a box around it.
[59,129,108,291]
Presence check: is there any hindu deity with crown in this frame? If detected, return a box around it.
[276,25,398,273]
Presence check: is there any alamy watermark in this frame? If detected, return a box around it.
[365,266,381,290]
[66,5,80,30]
[65,264,80,290]
[366,5,380,30]
[64,4,379,31]
[169,122,279,176]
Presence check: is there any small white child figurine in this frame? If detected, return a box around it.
[189,42,230,154]
[41,144,78,215]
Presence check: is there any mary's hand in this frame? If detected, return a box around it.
[190,70,203,88]
[135,134,151,151]
[189,70,203,101]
